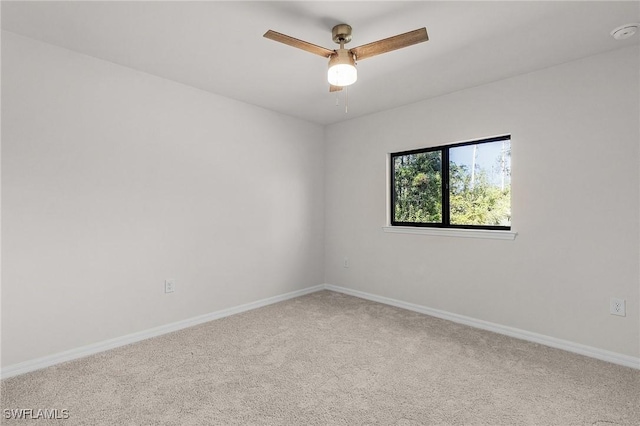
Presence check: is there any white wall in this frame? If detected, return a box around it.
[324,46,640,358]
[1,32,325,367]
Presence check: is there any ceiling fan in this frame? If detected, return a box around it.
[264,24,429,92]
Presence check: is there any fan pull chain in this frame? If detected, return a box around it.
[345,86,348,113]
[334,87,349,113]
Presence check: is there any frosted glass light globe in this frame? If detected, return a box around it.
[328,49,357,86]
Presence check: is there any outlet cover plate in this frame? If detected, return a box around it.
[610,298,625,316]
[165,279,176,294]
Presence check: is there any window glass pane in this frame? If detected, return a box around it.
[449,139,511,226]
[393,151,442,223]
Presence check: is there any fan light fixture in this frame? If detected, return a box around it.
[328,49,357,86]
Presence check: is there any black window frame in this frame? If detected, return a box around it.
[390,135,511,231]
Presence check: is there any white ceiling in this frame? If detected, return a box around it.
[2,1,639,125]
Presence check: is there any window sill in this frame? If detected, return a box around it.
[382,226,517,240]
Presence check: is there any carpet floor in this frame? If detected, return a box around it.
[1,290,639,425]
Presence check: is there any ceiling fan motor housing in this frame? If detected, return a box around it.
[329,49,356,68]
[332,24,353,44]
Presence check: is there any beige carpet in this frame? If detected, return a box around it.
[1,290,639,425]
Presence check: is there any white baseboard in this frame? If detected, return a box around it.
[3,283,637,379]
[324,284,640,370]
[1,285,325,379]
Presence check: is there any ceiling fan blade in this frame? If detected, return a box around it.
[350,28,428,61]
[329,85,343,92]
[263,30,334,58]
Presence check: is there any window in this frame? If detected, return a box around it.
[391,135,511,230]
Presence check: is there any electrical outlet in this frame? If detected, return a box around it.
[165,279,176,294]
[610,298,625,316]
[343,258,350,268]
